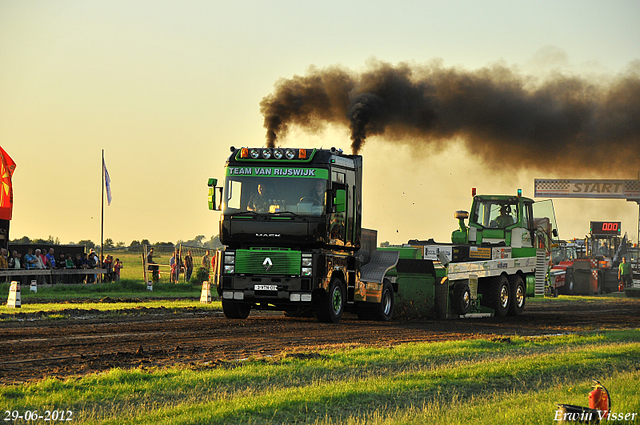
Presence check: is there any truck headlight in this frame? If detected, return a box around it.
[224,254,235,265]
[301,267,312,276]
[224,265,235,274]
[302,257,312,267]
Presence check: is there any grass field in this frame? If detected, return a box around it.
[1,330,638,424]
[0,278,216,317]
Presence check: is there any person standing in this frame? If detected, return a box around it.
[618,256,632,288]
[114,258,123,281]
[46,248,56,284]
[34,249,46,284]
[184,250,193,282]
[147,248,159,283]
[202,250,210,274]
[8,250,20,284]
[169,251,177,283]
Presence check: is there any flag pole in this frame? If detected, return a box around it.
[100,149,104,283]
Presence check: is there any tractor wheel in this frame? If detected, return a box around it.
[222,299,251,319]
[452,283,471,316]
[488,275,511,317]
[507,275,526,316]
[315,277,345,323]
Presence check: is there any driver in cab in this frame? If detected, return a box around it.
[247,182,271,212]
[495,205,515,228]
[300,180,325,206]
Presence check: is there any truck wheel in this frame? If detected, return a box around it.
[315,277,345,323]
[507,275,525,316]
[371,279,395,321]
[222,299,251,319]
[452,283,471,316]
[565,272,575,295]
[489,275,510,317]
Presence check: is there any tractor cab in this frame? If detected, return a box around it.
[452,193,535,249]
[451,190,558,260]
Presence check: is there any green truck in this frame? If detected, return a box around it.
[208,147,557,322]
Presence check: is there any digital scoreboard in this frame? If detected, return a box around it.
[590,221,621,236]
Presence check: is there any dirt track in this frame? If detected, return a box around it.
[1,297,640,384]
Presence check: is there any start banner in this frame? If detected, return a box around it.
[534,179,640,200]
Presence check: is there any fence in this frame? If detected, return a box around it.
[0,268,108,285]
[141,244,218,284]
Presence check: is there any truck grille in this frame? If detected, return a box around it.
[235,249,301,275]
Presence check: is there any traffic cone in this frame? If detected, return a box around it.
[200,281,211,303]
[7,281,21,308]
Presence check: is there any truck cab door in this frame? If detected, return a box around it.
[329,171,347,246]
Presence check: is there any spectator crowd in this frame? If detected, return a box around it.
[1,247,123,284]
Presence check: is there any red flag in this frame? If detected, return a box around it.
[0,146,16,220]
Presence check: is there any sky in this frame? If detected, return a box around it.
[1,0,639,247]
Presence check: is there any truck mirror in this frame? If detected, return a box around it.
[207,178,222,211]
[334,189,346,213]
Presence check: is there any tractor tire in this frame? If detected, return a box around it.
[370,279,395,321]
[222,299,251,319]
[507,275,526,316]
[488,275,511,317]
[452,283,471,316]
[315,277,345,323]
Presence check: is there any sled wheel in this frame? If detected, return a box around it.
[452,283,471,316]
[489,275,510,317]
[507,275,525,316]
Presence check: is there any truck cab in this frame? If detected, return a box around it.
[208,147,398,323]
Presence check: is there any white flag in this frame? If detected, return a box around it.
[103,157,112,206]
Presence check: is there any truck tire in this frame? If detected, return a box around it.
[564,271,575,295]
[452,283,471,316]
[371,279,395,321]
[315,277,345,323]
[222,299,251,319]
[507,275,525,316]
[488,275,510,317]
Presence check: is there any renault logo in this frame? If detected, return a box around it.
[263,257,273,272]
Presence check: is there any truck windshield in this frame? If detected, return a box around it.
[224,176,327,216]
[473,201,518,229]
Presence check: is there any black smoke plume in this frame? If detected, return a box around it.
[260,60,640,174]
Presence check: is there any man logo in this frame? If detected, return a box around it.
[263,257,273,272]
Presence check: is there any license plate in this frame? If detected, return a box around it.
[254,284,277,291]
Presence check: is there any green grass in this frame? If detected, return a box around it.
[1,330,639,424]
[0,299,221,317]
[0,279,201,299]
[0,279,218,316]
